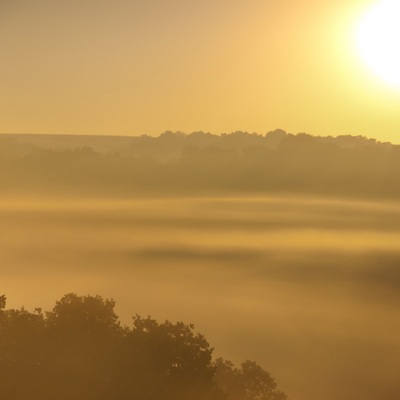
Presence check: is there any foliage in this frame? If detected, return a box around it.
[0,293,288,400]
[214,358,288,400]
[0,295,6,310]
[0,131,399,199]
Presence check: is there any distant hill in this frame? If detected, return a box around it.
[0,130,399,199]
[0,130,394,156]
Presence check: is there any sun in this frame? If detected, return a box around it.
[356,0,400,86]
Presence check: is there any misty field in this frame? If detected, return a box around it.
[2,195,400,400]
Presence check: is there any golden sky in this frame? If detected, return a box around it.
[1,0,399,142]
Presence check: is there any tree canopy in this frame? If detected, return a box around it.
[0,293,288,400]
[1,131,399,199]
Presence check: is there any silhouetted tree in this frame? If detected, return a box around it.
[1,294,288,400]
[43,293,122,399]
[214,358,288,400]
[107,315,224,400]
[0,294,121,400]
[0,295,6,310]
[0,306,46,400]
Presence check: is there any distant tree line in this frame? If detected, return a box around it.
[0,293,287,400]
[0,130,399,198]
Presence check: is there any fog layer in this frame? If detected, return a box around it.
[2,195,400,400]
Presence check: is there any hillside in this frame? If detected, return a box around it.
[0,131,398,198]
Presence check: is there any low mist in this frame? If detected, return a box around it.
[2,194,400,400]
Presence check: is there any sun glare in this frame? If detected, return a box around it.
[356,0,400,86]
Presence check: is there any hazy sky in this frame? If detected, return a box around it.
[1,0,399,142]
